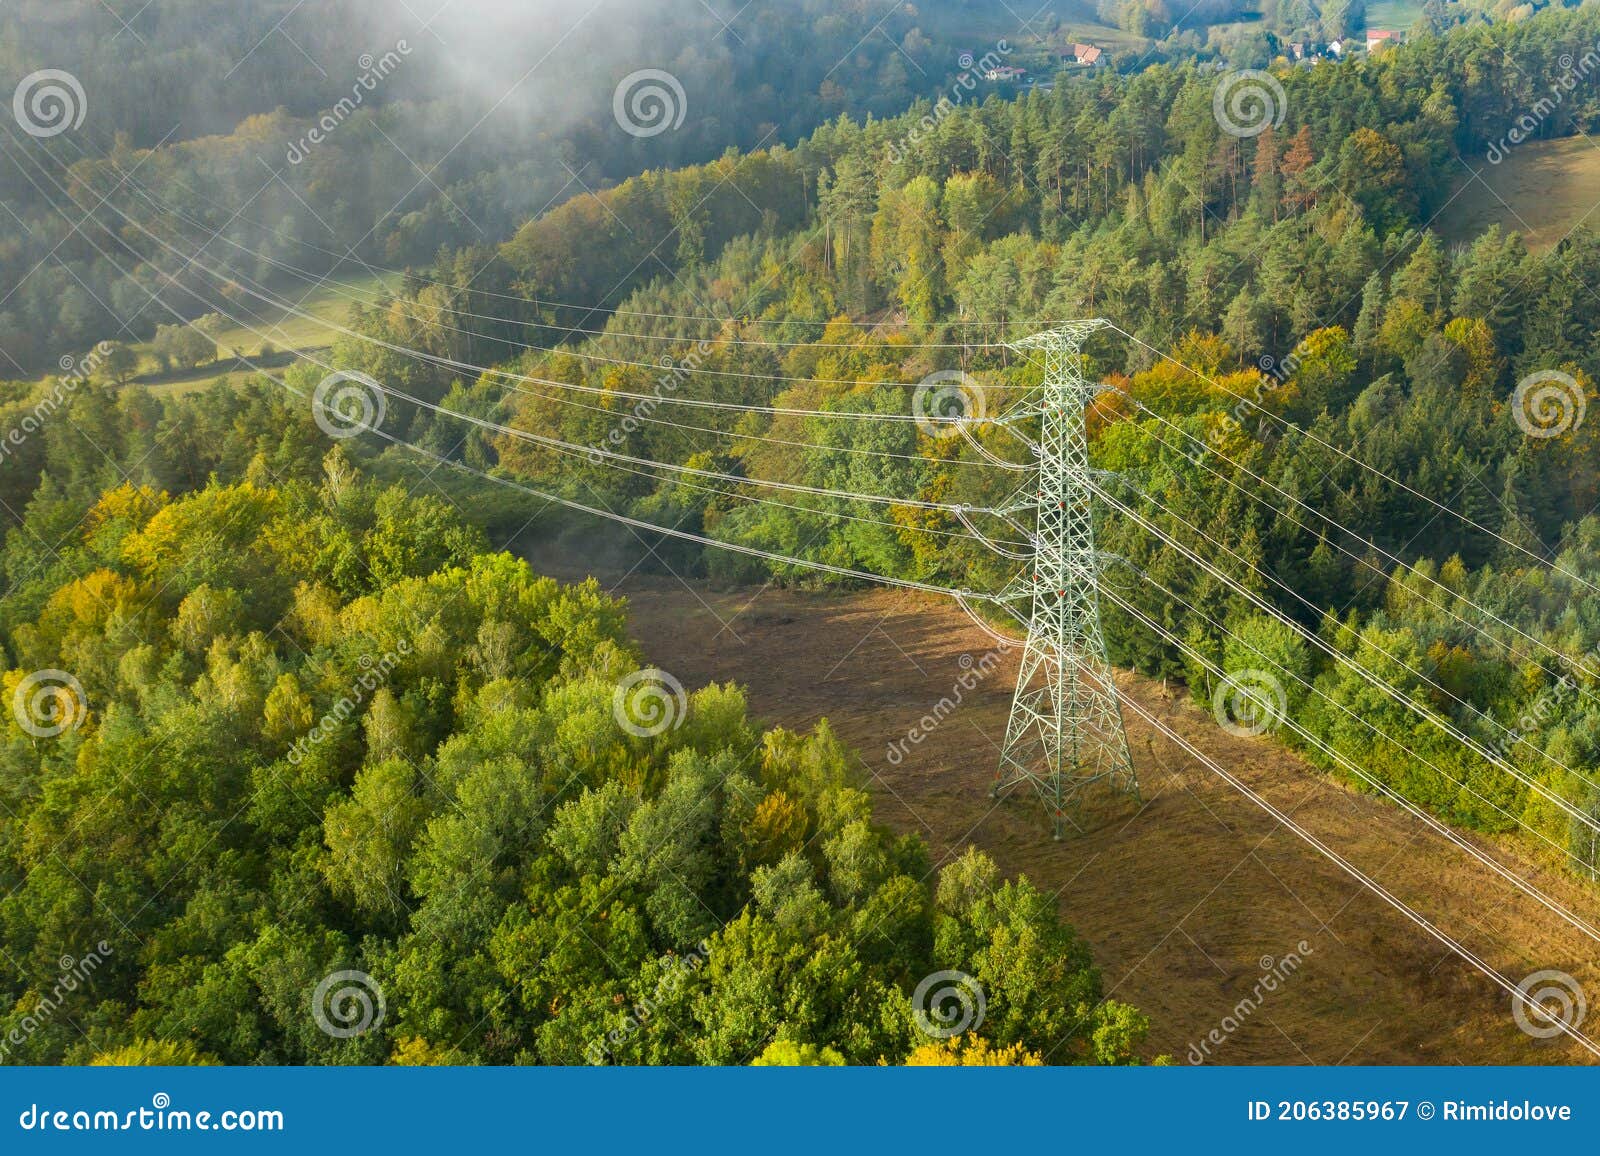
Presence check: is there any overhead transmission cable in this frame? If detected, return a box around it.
[100,181,1022,470]
[17,136,1600,1051]
[0,131,1019,601]
[1090,480,1600,838]
[54,146,1055,346]
[1117,393,1600,728]
[87,152,1049,369]
[1117,682,1600,1055]
[1102,568,1600,899]
[1107,579,1600,1031]
[1102,470,1600,794]
[1107,321,1600,603]
[18,165,1004,516]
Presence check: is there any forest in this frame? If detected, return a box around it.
[0,0,1116,373]
[0,376,1153,1064]
[309,3,1600,873]
[5,0,1600,1068]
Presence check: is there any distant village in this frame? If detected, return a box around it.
[966,26,1407,90]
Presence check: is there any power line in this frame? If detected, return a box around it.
[1118,661,1600,1058]
[92,163,1046,370]
[1103,568,1598,888]
[0,128,1019,606]
[1121,394,1600,737]
[13,122,1600,1055]
[1108,321,1600,604]
[1092,480,1600,837]
[1107,469,1600,795]
[52,149,1061,345]
[374,425,996,598]
[12,165,1014,518]
[75,174,1020,471]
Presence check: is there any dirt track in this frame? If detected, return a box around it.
[526,546,1599,1065]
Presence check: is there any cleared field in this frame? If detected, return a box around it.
[1440,136,1600,252]
[199,271,400,358]
[1364,0,1424,29]
[522,544,1598,1065]
[1053,21,1148,54]
[130,270,400,391]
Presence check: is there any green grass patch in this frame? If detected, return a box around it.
[1364,0,1424,29]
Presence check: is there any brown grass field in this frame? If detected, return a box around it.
[525,549,1599,1066]
[1442,136,1600,253]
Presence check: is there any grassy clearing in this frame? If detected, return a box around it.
[131,270,401,391]
[1438,136,1600,253]
[1364,0,1424,29]
[197,271,400,359]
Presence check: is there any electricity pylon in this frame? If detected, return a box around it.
[990,320,1138,838]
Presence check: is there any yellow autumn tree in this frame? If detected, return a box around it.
[904,1034,1044,1066]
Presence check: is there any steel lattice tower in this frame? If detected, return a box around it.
[992,320,1138,838]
